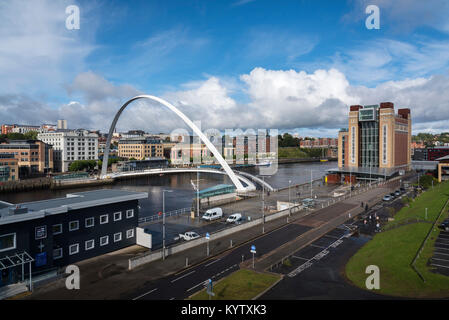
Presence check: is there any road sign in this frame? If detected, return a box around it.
[250,245,256,254]
[205,233,210,240]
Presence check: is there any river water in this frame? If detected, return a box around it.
[0,161,337,217]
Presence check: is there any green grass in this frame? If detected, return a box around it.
[188,269,281,300]
[345,181,449,298]
[278,147,309,159]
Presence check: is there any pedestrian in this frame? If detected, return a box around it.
[365,204,368,212]
[361,201,364,208]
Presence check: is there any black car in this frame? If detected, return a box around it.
[400,187,406,193]
[440,220,449,231]
[395,190,401,197]
[390,193,395,199]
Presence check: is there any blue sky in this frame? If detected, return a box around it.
[1,0,449,136]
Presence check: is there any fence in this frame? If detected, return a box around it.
[138,207,194,224]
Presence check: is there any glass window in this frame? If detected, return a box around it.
[53,248,63,259]
[100,214,108,224]
[69,220,79,231]
[100,236,109,246]
[0,233,16,252]
[69,244,79,255]
[85,217,95,228]
[85,239,95,251]
[126,209,134,218]
[52,224,63,235]
[113,212,122,222]
[114,232,122,242]
[126,229,134,239]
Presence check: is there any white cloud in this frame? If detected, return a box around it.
[2,68,449,137]
[0,0,96,95]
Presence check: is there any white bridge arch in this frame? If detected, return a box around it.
[101,95,250,191]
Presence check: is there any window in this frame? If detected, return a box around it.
[100,214,108,224]
[85,239,95,251]
[126,209,134,218]
[0,233,16,252]
[53,248,63,259]
[100,236,109,246]
[85,217,95,228]
[126,229,134,239]
[52,224,63,235]
[113,212,122,222]
[69,244,79,255]
[114,232,122,242]
[69,220,79,231]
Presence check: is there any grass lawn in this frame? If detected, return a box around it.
[188,269,281,300]
[345,181,449,298]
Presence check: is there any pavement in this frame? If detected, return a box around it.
[25,178,402,300]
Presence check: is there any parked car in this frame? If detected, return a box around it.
[175,231,200,241]
[226,213,243,224]
[400,187,406,193]
[201,208,223,221]
[390,193,396,199]
[394,190,401,197]
[383,195,392,201]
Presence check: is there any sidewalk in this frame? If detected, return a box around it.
[26,181,398,300]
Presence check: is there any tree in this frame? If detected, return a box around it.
[24,131,38,140]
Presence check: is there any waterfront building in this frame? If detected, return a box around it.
[0,154,18,182]
[113,158,168,172]
[118,137,163,160]
[11,125,41,134]
[330,102,411,183]
[0,189,147,288]
[38,129,99,172]
[0,140,53,178]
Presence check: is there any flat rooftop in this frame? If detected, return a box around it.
[0,189,148,225]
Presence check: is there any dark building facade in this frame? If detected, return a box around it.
[427,147,449,161]
[0,189,147,287]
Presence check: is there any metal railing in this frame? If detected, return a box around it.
[138,207,194,224]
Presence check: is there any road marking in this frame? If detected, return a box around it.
[171,270,195,283]
[292,255,309,261]
[431,263,449,269]
[310,244,325,249]
[169,297,175,300]
[187,281,205,292]
[133,288,158,300]
[432,257,449,263]
[324,234,339,239]
[435,242,449,247]
[434,252,449,257]
[204,258,221,267]
[435,247,449,251]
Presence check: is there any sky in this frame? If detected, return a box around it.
[1,0,449,137]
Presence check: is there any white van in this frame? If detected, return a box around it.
[226,213,243,224]
[201,208,223,221]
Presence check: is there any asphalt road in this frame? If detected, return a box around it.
[127,223,311,300]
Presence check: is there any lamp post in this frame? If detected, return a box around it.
[262,176,266,233]
[197,166,200,219]
[288,180,292,216]
[162,189,173,260]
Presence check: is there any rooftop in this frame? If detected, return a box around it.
[0,189,148,225]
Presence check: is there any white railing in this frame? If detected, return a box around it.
[138,207,194,224]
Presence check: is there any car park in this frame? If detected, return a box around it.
[226,213,243,224]
[201,208,223,221]
[439,219,449,231]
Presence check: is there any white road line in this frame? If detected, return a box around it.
[292,255,309,261]
[171,270,195,283]
[434,252,449,257]
[432,257,449,262]
[310,244,325,249]
[133,288,158,300]
[431,263,449,269]
[169,297,175,300]
[435,242,449,246]
[187,281,205,292]
[324,235,339,239]
[435,247,449,251]
[204,259,221,267]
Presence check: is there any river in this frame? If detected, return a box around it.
[0,161,337,217]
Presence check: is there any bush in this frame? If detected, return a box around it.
[418,174,438,189]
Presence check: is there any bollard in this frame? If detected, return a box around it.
[186,257,189,267]
[230,239,233,248]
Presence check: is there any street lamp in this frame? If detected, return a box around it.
[309,169,318,199]
[288,180,292,216]
[162,189,173,260]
